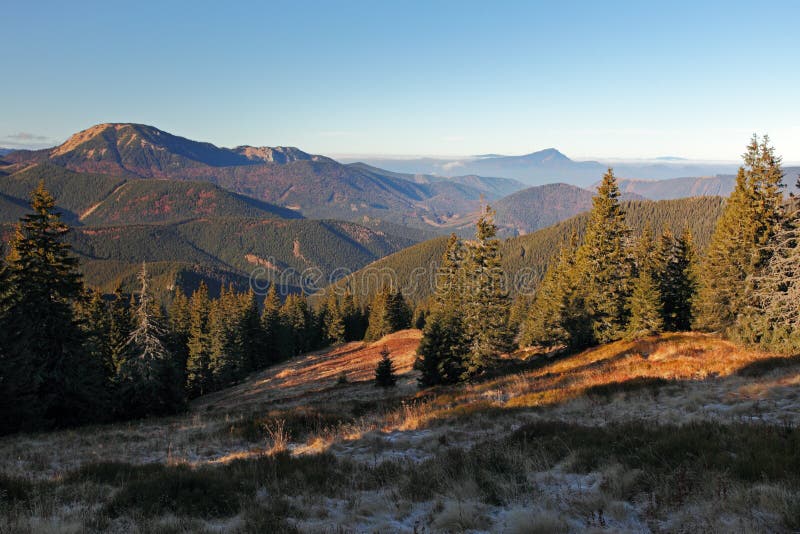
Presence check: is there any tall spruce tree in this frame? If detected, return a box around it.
[117,263,183,418]
[414,234,469,385]
[239,289,265,373]
[738,194,800,352]
[78,290,116,383]
[521,233,591,350]
[167,288,191,379]
[575,169,633,344]
[108,286,133,372]
[657,228,697,331]
[364,287,411,341]
[462,205,513,377]
[695,135,784,333]
[0,182,106,432]
[324,292,346,344]
[261,284,289,365]
[185,282,213,397]
[282,293,313,356]
[627,232,664,339]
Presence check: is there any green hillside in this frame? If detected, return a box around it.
[79,179,301,225]
[0,163,125,222]
[65,218,414,293]
[323,196,726,305]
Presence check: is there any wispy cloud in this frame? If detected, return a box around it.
[1,132,56,149]
[6,132,49,141]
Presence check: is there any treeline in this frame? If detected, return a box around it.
[413,135,800,387]
[517,171,697,349]
[0,183,416,434]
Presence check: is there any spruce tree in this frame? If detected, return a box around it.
[78,290,116,382]
[627,266,664,339]
[167,288,191,378]
[281,293,313,356]
[414,312,466,386]
[0,183,106,432]
[239,289,265,373]
[657,228,697,331]
[520,233,591,350]
[117,263,183,418]
[738,197,800,352]
[575,169,633,344]
[414,235,469,386]
[695,135,784,333]
[324,292,346,344]
[109,286,134,372]
[208,288,241,389]
[374,345,397,388]
[186,282,213,397]
[462,205,514,377]
[261,284,289,364]
[364,287,410,340]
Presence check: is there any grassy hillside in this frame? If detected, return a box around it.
[324,196,726,304]
[2,331,798,531]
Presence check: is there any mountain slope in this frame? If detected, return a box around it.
[0,123,528,230]
[492,183,596,235]
[323,196,726,305]
[615,168,800,200]
[79,179,301,225]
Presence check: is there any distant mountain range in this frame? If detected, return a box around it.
[613,169,800,200]
[341,149,743,186]
[4,122,789,297]
[1,123,527,230]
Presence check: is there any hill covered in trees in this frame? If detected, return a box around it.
[324,195,726,305]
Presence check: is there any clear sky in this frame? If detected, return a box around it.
[2,0,799,161]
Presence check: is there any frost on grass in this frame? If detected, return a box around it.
[2,331,800,532]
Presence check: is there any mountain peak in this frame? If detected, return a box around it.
[522,148,571,163]
[232,145,323,164]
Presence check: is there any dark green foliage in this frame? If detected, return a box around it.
[657,228,697,331]
[696,135,784,333]
[281,294,315,356]
[0,183,108,433]
[462,206,514,376]
[575,169,634,344]
[374,345,397,388]
[115,264,184,419]
[0,163,125,223]
[261,285,291,365]
[520,234,591,349]
[323,292,346,344]
[414,312,467,386]
[737,201,800,352]
[186,283,213,398]
[364,287,411,341]
[326,197,725,307]
[627,268,664,338]
[413,234,470,385]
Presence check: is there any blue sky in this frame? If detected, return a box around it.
[2,1,799,160]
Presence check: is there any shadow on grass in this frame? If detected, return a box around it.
[736,354,800,377]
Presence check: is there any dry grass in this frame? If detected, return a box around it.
[2,330,800,532]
